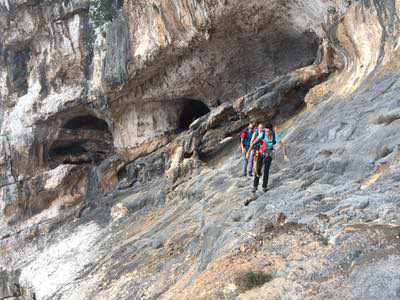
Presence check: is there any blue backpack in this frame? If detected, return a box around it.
[258,128,276,145]
[260,131,275,153]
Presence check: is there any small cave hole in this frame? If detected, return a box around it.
[178,99,210,131]
[117,165,128,181]
[183,151,194,159]
[274,71,330,124]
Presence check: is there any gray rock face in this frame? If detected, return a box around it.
[0,269,21,299]
[1,0,400,299]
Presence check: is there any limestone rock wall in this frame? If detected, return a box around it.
[0,0,334,159]
[307,0,400,103]
[0,0,95,227]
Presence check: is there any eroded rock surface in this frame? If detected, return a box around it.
[1,0,400,299]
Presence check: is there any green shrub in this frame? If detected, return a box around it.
[89,0,122,27]
[327,5,337,14]
[235,271,272,292]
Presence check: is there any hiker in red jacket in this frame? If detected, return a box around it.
[240,123,255,176]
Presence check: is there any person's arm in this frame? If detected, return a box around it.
[247,133,260,158]
[250,131,257,145]
[240,132,246,154]
[240,139,246,154]
[247,133,256,153]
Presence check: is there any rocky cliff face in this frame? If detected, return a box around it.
[1,0,400,299]
[0,0,331,227]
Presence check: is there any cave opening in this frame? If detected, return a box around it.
[63,115,109,131]
[178,99,210,131]
[49,142,87,157]
[47,114,113,167]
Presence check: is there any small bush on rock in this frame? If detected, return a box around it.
[235,271,272,292]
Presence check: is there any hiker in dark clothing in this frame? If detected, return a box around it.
[247,123,289,194]
[250,124,274,193]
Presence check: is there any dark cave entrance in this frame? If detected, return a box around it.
[63,115,110,131]
[47,114,113,167]
[178,99,210,131]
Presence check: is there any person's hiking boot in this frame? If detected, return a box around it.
[263,188,268,193]
[244,188,257,206]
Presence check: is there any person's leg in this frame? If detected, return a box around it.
[253,154,263,192]
[253,175,259,192]
[242,153,248,176]
[262,156,272,191]
[248,150,254,176]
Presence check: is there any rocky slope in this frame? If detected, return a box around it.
[1,0,400,299]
